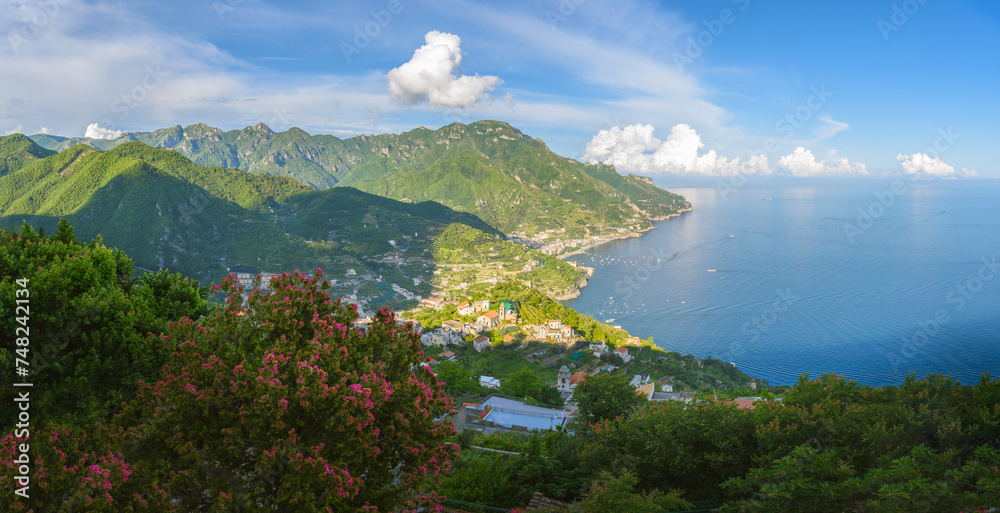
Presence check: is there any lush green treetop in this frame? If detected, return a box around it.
[571,371,645,427]
[0,220,209,427]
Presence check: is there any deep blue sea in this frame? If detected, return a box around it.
[563,179,1000,387]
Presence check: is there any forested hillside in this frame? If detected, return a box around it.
[0,136,588,300]
[29,120,691,239]
[0,134,56,177]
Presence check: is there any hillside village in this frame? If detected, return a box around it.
[229,266,760,420]
[394,291,762,434]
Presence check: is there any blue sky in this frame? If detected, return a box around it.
[1,0,997,177]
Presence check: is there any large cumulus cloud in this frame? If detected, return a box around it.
[386,31,502,108]
[584,123,875,177]
[84,123,124,139]
[582,123,768,176]
[777,147,867,176]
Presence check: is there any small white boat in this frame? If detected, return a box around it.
[707,269,717,272]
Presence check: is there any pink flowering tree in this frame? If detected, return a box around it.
[1,423,176,512]
[116,269,458,512]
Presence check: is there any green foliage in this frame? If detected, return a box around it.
[719,444,860,513]
[857,445,965,513]
[436,430,588,507]
[436,360,482,395]
[570,372,644,426]
[0,145,315,284]
[0,221,209,427]
[484,282,631,344]
[434,452,523,507]
[429,369,1000,510]
[0,133,55,177]
[572,469,690,513]
[107,141,312,210]
[581,400,758,501]
[955,444,1000,508]
[500,367,563,406]
[407,304,459,330]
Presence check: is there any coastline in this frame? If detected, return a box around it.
[552,206,693,300]
[556,206,693,261]
[421,206,694,302]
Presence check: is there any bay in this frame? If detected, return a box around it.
[563,179,1000,386]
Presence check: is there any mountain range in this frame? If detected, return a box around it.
[29,120,690,241]
[0,133,582,301]
[6,121,689,304]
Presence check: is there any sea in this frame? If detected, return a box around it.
[563,178,1000,387]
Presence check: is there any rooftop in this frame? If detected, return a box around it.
[467,396,575,431]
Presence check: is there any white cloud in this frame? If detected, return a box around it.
[582,123,768,176]
[4,125,25,136]
[777,147,824,176]
[0,1,735,158]
[386,31,502,108]
[85,123,124,140]
[39,126,51,134]
[814,115,849,140]
[777,147,868,176]
[896,153,956,176]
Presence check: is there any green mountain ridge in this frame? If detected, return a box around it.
[28,120,691,239]
[0,133,57,177]
[0,136,587,302]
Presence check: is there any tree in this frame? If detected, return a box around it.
[0,221,209,427]
[435,360,482,395]
[116,269,459,512]
[571,372,644,426]
[434,452,523,508]
[858,445,968,513]
[720,444,860,513]
[1,423,176,513]
[571,470,689,513]
[580,400,757,500]
[501,367,563,406]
